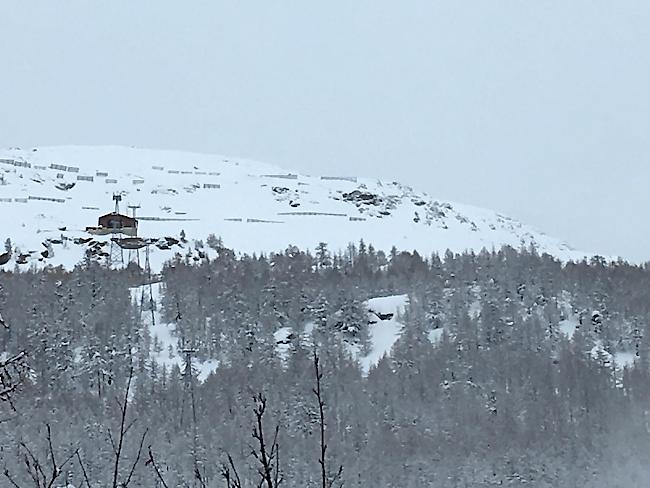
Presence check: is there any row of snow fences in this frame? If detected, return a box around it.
[28,196,66,203]
[223,213,367,219]
[0,196,64,203]
[320,176,358,183]
[166,168,221,176]
[0,159,31,168]
[2,160,224,178]
[223,215,366,223]
[50,164,80,173]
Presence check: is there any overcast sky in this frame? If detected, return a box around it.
[2,1,649,261]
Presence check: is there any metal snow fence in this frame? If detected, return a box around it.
[152,165,164,170]
[105,178,118,184]
[77,175,94,182]
[277,211,347,217]
[66,166,80,173]
[28,196,65,203]
[321,176,357,183]
[50,164,67,171]
[203,183,220,189]
[261,174,298,180]
[138,216,199,222]
[96,171,109,177]
[246,218,284,223]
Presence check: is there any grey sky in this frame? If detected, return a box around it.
[2,1,649,261]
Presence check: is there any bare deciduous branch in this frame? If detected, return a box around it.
[9,424,78,488]
[76,451,93,488]
[250,393,282,488]
[123,428,148,488]
[145,446,170,488]
[3,468,22,488]
[313,352,344,488]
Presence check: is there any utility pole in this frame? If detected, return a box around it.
[109,194,125,268]
[113,193,122,213]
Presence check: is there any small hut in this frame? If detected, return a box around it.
[86,212,138,236]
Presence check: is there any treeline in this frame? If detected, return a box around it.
[1,243,650,487]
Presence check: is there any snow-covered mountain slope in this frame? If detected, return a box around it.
[0,145,588,269]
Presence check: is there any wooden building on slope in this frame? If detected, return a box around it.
[86,212,138,236]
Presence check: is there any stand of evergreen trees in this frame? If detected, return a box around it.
[1,242,650,487]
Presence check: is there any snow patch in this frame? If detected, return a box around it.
[274,326,294,360]
[559,319,579,339]
[359,295,409,375]
[428,328,444,344]
[613,351,636,370]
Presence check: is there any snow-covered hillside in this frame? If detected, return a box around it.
[0,145,587,269]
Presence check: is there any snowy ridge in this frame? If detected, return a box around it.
[0,145,589,270]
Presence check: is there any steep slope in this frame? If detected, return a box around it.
[0,145,587,269]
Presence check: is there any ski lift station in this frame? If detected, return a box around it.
[85,194,138,237]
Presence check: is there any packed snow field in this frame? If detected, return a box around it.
[0,145,588,270]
